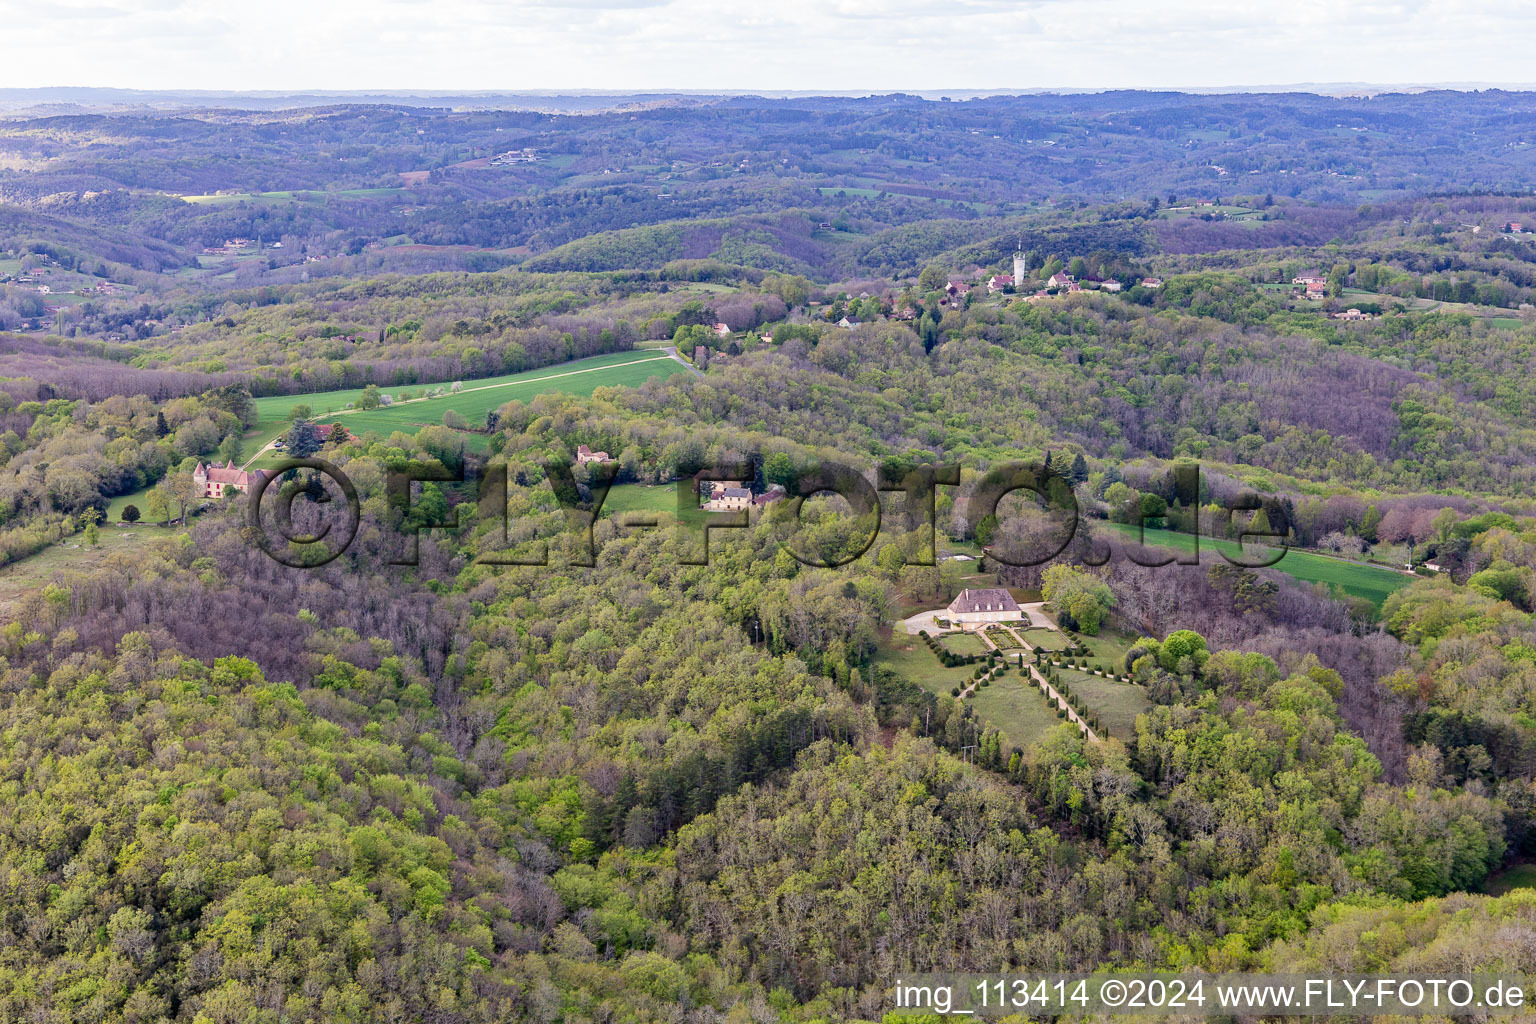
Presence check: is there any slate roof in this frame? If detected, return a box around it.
[948,588,1020,614]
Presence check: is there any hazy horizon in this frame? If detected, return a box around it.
[0,0,1529,96]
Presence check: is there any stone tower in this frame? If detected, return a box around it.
[1012,241,1026,286]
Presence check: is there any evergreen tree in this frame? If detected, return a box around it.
[286,419,323,459]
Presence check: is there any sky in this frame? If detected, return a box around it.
[0,0,1533,94]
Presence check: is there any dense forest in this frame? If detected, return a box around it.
[4,90,1536,1022]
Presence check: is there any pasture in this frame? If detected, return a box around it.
[181,188,408,206]
[0,528,169,619]
[307,355,686,438]
[245,352,685,456]
[1101,522,1410,607]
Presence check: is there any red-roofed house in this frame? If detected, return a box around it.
[193,460,265,498]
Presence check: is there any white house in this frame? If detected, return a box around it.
[947,587,1021,627]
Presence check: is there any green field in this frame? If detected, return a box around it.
[1102,522,1411,607]
[1162,204,1260,220]
[306,355,687,439]
[245,352,685,458]
[602,482,710,529]
[182,188,408,206]
[1056,668,1151,740]
[817,186,882,198]
[969,677,1066,747]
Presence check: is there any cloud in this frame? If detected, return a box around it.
[515,0,672,6]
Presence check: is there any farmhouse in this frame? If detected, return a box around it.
[987,274,1013,293]
[712,322,731,337]
[1047,271,1074,289]
[1292,269,1327,286]
[704,486,752,512]
[1305,281,1327,299]
[1140,277,1163,289]
[576,444,614,464]
[947,587,1021,627]
[193,460,265,499]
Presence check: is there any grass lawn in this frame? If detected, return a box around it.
[873,637,978,698]
[1021,627,1071,652]
[603,482,683,516]
[1101,522,1411,608]
[1056,668,1152,741]
[105,484,157,523]
[601,482,710,529]
[969,677,1067,748]
[1074,629,1140,672]
[940,632,988,657]
[1485,862,1536,896]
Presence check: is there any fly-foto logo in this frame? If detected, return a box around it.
[245,454,1290,570]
